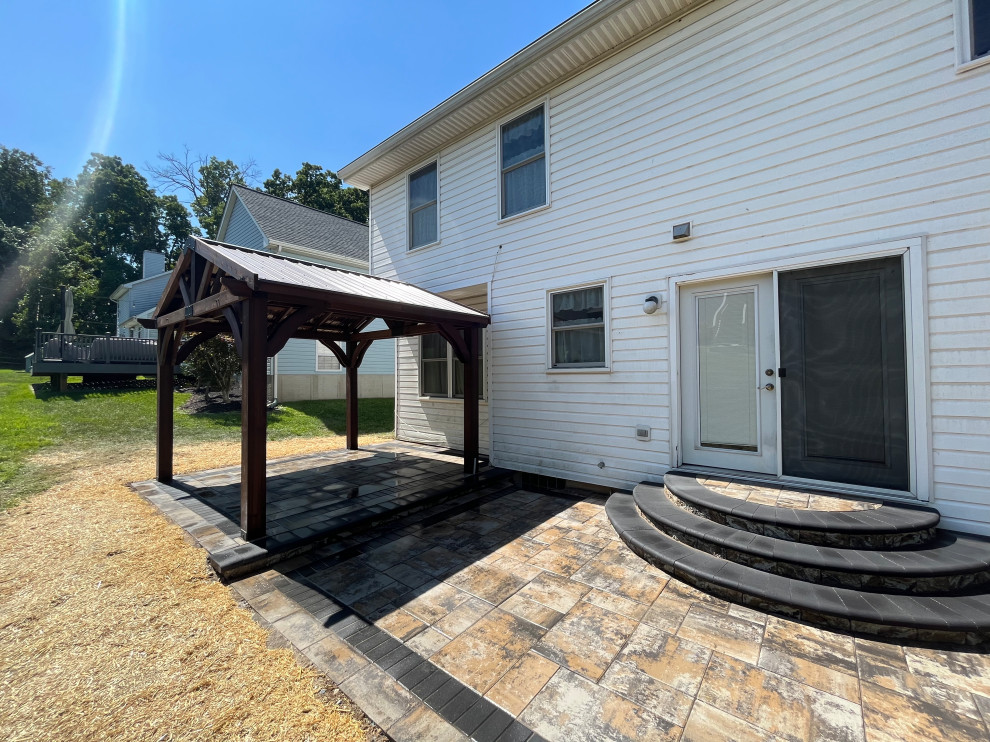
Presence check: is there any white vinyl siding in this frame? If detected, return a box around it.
[396,287,490,454]
[369,0,990,533]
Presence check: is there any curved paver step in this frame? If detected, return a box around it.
[663,472,940,548]
[634,483,990,594]
[607,493,990,644]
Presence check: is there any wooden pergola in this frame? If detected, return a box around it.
[150,237,490,542]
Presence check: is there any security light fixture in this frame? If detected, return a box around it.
[643,295,661,314]
[672,222,692,240]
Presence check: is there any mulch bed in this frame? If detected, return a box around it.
[179,387,243,414]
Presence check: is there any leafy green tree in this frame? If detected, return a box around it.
[157,194,196,263]
[263,162,368,223]
[0,147,51,229]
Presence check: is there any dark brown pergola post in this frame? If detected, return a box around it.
[240,296,268,541]
[345,340,359,450]
[463,326,480,474]
[156,327,176,483]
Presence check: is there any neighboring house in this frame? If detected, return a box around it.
[110,251,170,339]
[339,0,990,534]
[215,185,394,400]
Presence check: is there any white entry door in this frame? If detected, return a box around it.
[679,274,777,474]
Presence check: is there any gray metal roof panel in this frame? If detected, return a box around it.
[202,241,488,321]
[230,185,368,263]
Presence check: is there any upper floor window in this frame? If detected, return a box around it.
[549,283,608,369]
[500,105,547,219]
[409,162,438,249]
[957,0,990,69]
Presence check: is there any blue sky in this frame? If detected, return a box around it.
[0,0,588,186]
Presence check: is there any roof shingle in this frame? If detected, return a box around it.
[230,184,368,263]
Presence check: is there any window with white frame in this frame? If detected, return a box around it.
[408,161,438,249]
[500,105,547,218]
[549,284,608,369]
[957,0,990,67]
[420,332,484,399]
[316,342,341,371]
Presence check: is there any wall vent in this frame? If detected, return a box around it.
[636,426,651,441]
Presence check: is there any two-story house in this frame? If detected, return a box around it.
[339,0,990,535]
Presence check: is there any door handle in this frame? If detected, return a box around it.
[760,383,775,391]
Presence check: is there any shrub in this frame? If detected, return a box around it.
[184,335,240,402]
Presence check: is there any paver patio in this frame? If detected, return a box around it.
[140,445,990,741]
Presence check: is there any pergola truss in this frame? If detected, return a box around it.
[150,237,489,542]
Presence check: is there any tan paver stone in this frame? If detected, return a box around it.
[405,627,451,658]
[489,538,546,563]
[614,622,711,696]
[431,608,546,694]
[446,562,528,605]
[313,557,397,605]
[387,705,468,742]
[600,661,694,727]
[698,653,865,742]
[565,530,613,549]
[861,681,989,742]
[270,610,333,650]
[248,590,299,623]
[500,593,564,629]
[434,596,493,638]
[758,616,859,702]
[515,571,591,613]
[527,538,601,576]
[678,606,765,665]
[534,600,638,682]
[682,701,784,742]
[663,579,730,611]
[583,588,649,621]
[385,562,434,589]
[571,557,667,605]
[520,668,682,742]
[301,634,369,684]
[561,502,602,522]
[402,581,475,624]
[903,646,990,699]
[856,639,982,719]
[641,592,694,634]
[376,608,429,642]
[339,663,419,730]
[485,651,559,716]
[532,526,570,544]
[728,602,769,625]
[410,545,469,577]
[490,556,545,581]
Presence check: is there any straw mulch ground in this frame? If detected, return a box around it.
[0,434,393,742]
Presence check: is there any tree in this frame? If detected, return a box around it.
[0,146,51,229]
[148,147,259,238]
[263,162,368,223]
[157,194,195,264]
[184,335,241,403]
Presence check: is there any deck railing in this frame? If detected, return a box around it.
[36,331,158,364]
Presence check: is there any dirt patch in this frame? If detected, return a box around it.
[0,437,390,742]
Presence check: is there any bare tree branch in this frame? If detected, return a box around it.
[146,145,203,201]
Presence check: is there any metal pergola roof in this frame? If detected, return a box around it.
[151,236,488,542]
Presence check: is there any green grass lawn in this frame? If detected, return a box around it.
[0,369,394,507]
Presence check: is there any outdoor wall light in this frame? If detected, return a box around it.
[672,221,692,240]
[643,295,661,314]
